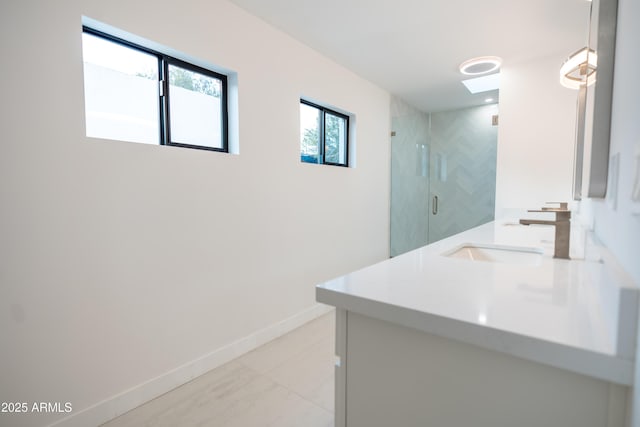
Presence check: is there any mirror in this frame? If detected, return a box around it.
[574,0,618,199]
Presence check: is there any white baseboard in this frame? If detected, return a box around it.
[49,303,334,427]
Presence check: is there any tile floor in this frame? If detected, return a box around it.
[101,311,335,427]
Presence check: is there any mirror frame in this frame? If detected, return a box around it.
[574,0,618,199]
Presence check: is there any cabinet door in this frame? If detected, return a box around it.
[344,311,628,427]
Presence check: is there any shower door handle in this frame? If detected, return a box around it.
[432,195,438,215]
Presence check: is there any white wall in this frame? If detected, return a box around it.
[0,1,390,426]
[580,0,640,421]
[584,0,640,417]
[587,0,640,287]
[495,53,582,216]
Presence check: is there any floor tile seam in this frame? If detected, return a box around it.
[238,335,330,376]
[256,367,335,414]
[277,384,334,418]
[217,363,335,421]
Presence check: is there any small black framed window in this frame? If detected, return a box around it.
[82,27,228,152]
[300,100,349,167]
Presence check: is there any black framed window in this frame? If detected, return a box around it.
[300,100,349,166]
[82,27,228,152]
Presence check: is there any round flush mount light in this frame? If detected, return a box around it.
[459,56,502,75]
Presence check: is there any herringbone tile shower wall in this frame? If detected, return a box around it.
[391,97,498,256]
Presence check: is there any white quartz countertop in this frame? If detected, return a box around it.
[316,220,638,385]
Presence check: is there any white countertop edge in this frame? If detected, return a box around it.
[316,287,634,386]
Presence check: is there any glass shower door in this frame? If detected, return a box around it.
[390,115,430,257]
[390,101,498,255]
[427,104,499,243]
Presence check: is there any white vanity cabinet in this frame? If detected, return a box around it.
[333,309,628,427]
[317,221,637,427]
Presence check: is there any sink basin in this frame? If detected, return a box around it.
[444,243,544,266]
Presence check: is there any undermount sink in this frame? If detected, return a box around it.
[444,243,544,266]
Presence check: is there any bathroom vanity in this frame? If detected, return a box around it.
[316,220,638,427]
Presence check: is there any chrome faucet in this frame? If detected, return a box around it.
[519,202,571,259]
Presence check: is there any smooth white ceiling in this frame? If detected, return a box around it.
[228,0,591,112]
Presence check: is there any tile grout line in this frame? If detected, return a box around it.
[237,361,335,418]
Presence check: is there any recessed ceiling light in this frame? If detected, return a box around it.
[459,56,502,75]
[485,98,494,103]
[461,73,501,94]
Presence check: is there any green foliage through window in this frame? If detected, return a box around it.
[169,66,221,97]
[300,100,349,166]
[136,67,222,97]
